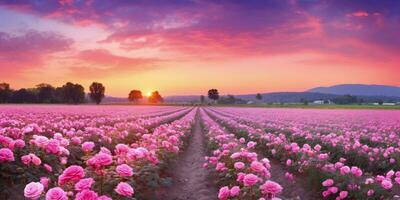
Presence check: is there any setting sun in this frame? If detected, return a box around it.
[146,92,152,97]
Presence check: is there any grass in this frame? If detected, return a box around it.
[213,103,400,110]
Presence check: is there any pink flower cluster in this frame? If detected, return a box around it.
[207,107,400,199]
[200,109,282,199]
[0,105,197,200]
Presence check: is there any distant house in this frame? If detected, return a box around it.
[312,100,324,104]
[383,103,396,106]
[247,101,254,104]
[312,100,333,105]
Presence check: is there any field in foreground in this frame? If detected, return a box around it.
[0,105,400,200]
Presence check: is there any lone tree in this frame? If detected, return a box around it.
[200,95,205,104]
[208,89,219,103]
[148,91,163,103]
[60,82,85,104]
[0,83,12,103]
[128,90,143,103]
[256,93,263,101]
[89,82,105,104]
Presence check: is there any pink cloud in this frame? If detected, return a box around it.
[0,30,72,77]
[348,11,369,17]
[67,49,159,78]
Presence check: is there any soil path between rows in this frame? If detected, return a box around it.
[269,159,320,200]
[160,111,218,200]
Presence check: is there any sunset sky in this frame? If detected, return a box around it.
[0,0,399,97]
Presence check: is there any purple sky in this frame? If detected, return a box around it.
[0,0,399,96]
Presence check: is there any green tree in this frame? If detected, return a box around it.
[0,83,12,103]
[148,91,163,103]
[89,82,105,104]
[11,88,37,103]
[128,90,143,103]
[60,82,85,104]
[256,93,263,101]
[208,89,219,103]
[36,83,56,103]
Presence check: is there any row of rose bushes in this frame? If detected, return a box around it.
[205,108,400,200]
[0,106,195,200]
[199,108,283,200]
[213,107,400,174]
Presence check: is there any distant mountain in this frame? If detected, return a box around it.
[236,92,338,103]
[308,84,400,97]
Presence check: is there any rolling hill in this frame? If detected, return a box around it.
[307,84,400,97]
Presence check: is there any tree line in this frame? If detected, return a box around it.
[202,89,263,104]
[0,82,104,104]
[0,82,164,104]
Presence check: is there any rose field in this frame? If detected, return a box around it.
[1,105,400,200]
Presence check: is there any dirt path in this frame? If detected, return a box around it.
[160,112,217,200]
[269,160,320,200]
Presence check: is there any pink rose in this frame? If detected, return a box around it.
[21,155,32,165]
[340,166,350,175]
[71,137,81,145]
[286,159,292,166]
[0,148,14,162]
[14,139,25,148]
[75,190,98,200]
[115,144,130,155]
[58,165,85,186]
[237,172,245,183]
[259,180,283,197]
[230,186,240,197]
[30,153,41,166]
[351,166,363,177]
[116,164,133,177]
[250,161,265,172]
[322,190,331,197]
[46,139,60,154]
[45,187,67,200]
[40,177,49,189]
[87,152,113,169]
[322,179,334,187]
[218,186,230,200]
[314,144,322,151]
[115,182,134,197]
[74,178,95,191]
[24,182,44,200]
[234,162,245,170]
[243,174,259,187]
[44,164,53,172]
[34,136,49,148]
[339,191,348,198]
[82,141,95,153]
[328,187,338,194]
[97,195,112,200]
[381,179,393,190]
[247,141,256,148]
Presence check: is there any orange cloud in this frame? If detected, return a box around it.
[67,49,159,78]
